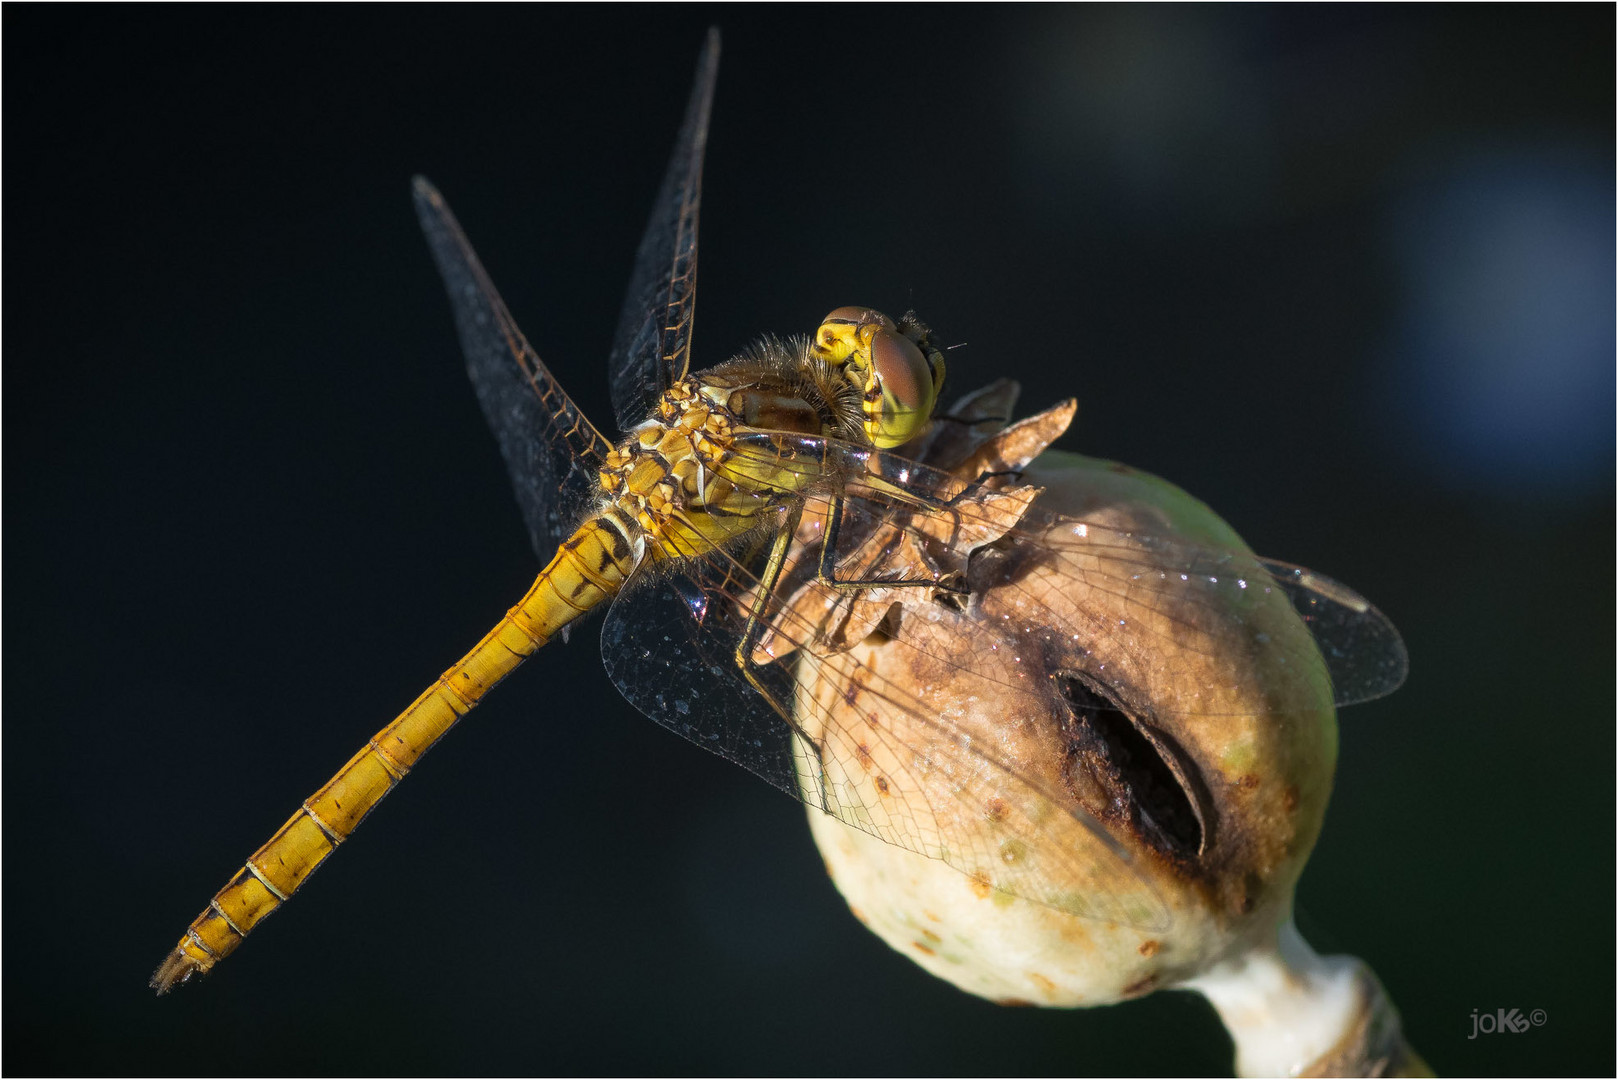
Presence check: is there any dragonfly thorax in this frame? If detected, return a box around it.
[592,311,944,567]
[596,344,854,562]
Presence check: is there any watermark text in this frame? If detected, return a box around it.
[1468,1008,1547,1038]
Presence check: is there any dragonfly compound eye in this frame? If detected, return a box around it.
[860,325,939,448]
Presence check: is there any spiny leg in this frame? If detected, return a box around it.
[732,505,804,716]
[815,487,970,595]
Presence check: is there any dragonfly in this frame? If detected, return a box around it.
[151,30,1407,994]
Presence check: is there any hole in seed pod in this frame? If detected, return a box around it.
[1055,672,1208,859]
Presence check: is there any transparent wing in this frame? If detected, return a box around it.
[599,427,1406,929]
[600,493,1170,930]
[606,28,718,432]
[414,178,614,561]
[725,431,1408,713]
[601,568,799,799]
[1258,560,1409,706]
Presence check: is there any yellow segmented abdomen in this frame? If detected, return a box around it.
[150,510,641,993]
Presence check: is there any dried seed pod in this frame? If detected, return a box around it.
[792,383,1422,1075]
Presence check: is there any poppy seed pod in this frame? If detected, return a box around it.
[790,381,1423,1076]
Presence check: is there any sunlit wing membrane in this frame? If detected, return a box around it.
[712,431,1407,713]
[600,522,1172,931]
[606,28,719,433]
[413,178,614,561]
[598,420,1406,929]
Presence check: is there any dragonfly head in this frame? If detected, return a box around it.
[813,307,946,448]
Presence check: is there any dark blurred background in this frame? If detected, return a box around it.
[6,6,1612,1076]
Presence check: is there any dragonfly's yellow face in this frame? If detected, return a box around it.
[813,306,946,448]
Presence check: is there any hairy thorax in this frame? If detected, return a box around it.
[596,348,858,561]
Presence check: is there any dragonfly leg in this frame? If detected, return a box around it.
[732,506,806,715]
[816,488,970,595]
[728,514,841,809]
[729,508,840,811]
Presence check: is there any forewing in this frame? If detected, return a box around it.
[1259,560,1408,706]
[812,438,1410,714]
[414,178,613,561]
[752,434,1406,714]
[605,29,719,432]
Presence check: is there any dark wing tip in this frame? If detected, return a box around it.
[411,174,443,209]
[695,28,721,114]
